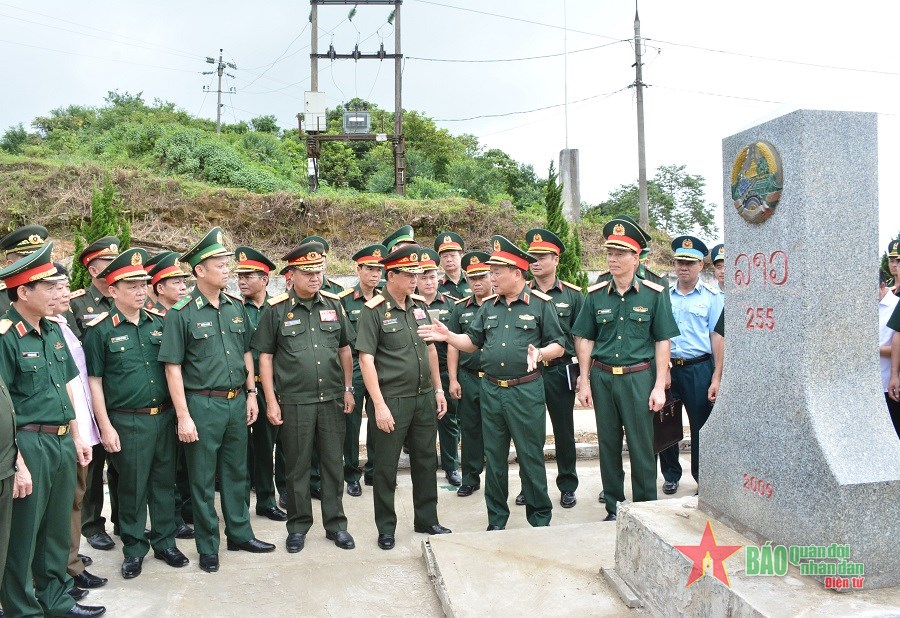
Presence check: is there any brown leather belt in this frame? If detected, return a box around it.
[186,388,243,400]
[484,371,541,388]
[591,360,651,375]
[110,403,172,415]
[18,423,69,436]
[542,356,574,368]
[671,353,712,367]
[462,367,485,378]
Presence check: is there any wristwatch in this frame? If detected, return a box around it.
[246,388,258,394]
[435,388,445,395]
[344,386,355,394]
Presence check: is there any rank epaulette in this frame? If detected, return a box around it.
[320,290,339,300]
[455,295,472,305]
[224,291,243,303]
[337,288,355,298]
[642,280,665,292]
[409,293,426,302]
[442,293,460,302]
[172,296,192,311]
[561,280,582,292]
[86,312,109,327]
[144,307,166,318]
[0,319,11,335]
[0,282,5,292]
[702,281,722,295]
[267,292,289,306]
[587,281,610,293]
[69,289,87,299]
[483,294,498,302]
[531,289,552,302]
[365,295,385,309]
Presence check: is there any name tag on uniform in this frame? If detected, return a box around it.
[462,312,473,318]
[555,302,569,308]
[21,351,40,358]
[413,308,427,320]
[351,309,361,315]
[519,314,535,321]
[82,314,99,321]
[486,315,498,321]
[196,321,212,328]
[598,309,612,315]
[319,309,338,322]
[111,335,129,343]
[382,318,398,326]
[284,319,303,327]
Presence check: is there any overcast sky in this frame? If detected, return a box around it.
[1,0,897,248]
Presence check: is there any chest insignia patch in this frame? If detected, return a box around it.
[151,330,163,337]
[555,302,569,308]
[232,316,243,324]
[196,321,213,328]
[319,309,338,322]
[54,340,65,350]
[111,335,129,343]
[633,306,649,313]
[598,309,612,315]
[413,308,427,321]
[284,319,303,327]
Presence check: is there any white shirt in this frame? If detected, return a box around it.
[878,290,899,392]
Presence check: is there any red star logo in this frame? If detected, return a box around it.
[674,520,742,587]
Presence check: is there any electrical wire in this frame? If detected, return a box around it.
[653,85,784,106]
[407,39,628,63]
[433,86,629,122]
[0,37,199,73]
[241,22,310,90]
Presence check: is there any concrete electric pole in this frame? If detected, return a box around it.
[203,49,237,134]
[632,5,649,228]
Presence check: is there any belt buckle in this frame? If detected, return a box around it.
[478,372,485,378]
[542,360,550,367]
[57,425,68,436]
[498,379,509,388]
[673,358,685,366]
[149,407,159,415]
[612,366,624,375]
[227,390,237,400]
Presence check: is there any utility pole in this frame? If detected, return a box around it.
[633,4,649,228]
[393,2,404,194]
[203,49,237,134]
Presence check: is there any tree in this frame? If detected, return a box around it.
[0,124,27,154]
[544,162,588,288]
[70,177,131,290]
[250,115,280,135]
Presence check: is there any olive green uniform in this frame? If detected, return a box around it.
[447,296,485,487]
[321,276,346,296]
[354,290,440,534]
[251,289,354,534]
[424,292,460,475]
[438,274,471,302]
[529,278,584,494]
[83,307,177,558]
[463,287,565,528]
[0,307,79,617]
[0,375,18,591]
[157,289,256,555]
[571,277,680,515]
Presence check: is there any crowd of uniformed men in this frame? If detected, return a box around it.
[0,214,896,616]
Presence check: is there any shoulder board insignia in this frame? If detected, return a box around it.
[86,312,109,327]
[0,282,5,291]
[531,289,552,302]
[642,280,665,292]
[643,266,662,278]
[0,319,11,335]
[268,292,289,306]
[365,295,386,309]
[144,307,166,317]
[702,281,722,295]
[224,291,243,303]
[561,280,582,292]
[338,288,355,298]
[69,289,87,299]
[409,293,426,302]
[443,293,460,302]
[320,290,339,300]
[172,296,192,311]
[587,281,610,293]
[455,295,472,305]
[483,294,498,302]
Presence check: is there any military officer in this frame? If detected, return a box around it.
[355,245,451,549]
[146,251,190,313]
[888,240,899,295]
[0,374,15,595]
[300,236,345,296]
[70,236,120,552]
[84,248,189,579]
[0,243,104,617]
[338,243,387,494]
[158,227,274,574]
[658,237,724,495]
[142,251,172,309]
[710,243,725,292]
[0,224,49,315]
[572,219,680,521]
[382,225,416,252]
[709,308,725,404]
[446,251,492,497]
[252,241,357,553]
[422,236,566,530]
[233,246,287,523]
[417,248,462,486]
[523,228,584,509]
[434,231,471,301]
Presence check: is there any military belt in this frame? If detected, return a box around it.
[109,403,172,415]
[542,356,574,368]
[19,423,69,436]
[462,367,485,378]
[484,371,540,388]
[186,388,243,400]
[671,353,712,367]
[255,375,262,383]
[591,360,651,376]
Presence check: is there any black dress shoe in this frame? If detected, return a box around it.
[346,481,362,497]
[256,506,288,522]
[78,553,93,567]
[86,532,115,551]
[598,490,606,503]
[154,547,189,567]
[456,484,480,497]
[198,553,219,573]
[278,494,287,509]
[286,532,306,553]
[663,480,678,495]
[414,523,452,535]
[560,491,577,508]
[121,556,143,579]
[227,538,276,553]
[68,587,89,601]
[73,570,107,589]
[445,470,462,486]
[603,512,617,522]
[515,492,526,506]
[377,533,395,550]
[486,525,504,531]
[326,530,356,549]
[175,523,195,539]
[310,487,322,500]
[65,604,106,617]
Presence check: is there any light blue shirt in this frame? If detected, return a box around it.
[669,281,724,359]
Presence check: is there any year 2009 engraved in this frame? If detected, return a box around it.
[742,473,774,499]
[745,307,775,331]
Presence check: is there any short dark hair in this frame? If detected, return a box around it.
[7,281,37,303]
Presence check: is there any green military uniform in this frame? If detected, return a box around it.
[251,251,355,538]
[157,229,258,556]
[447,295,485,488]
[0,376,17,591]
[354,246,443,536]
[0,224,49,316]
[571,219,680,517]
[300,235,346,296]
[434,231,471,302]
[0,244,80,616]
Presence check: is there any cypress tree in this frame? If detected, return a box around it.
[544,162,588,289]
[70,177,131,290]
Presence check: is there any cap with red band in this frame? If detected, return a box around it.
[485,235,536,271]
[461,251,491,276]
[351,244,387,267]
[434,231,464,254]
[0,242,65,289]
[283,241,327,272]
[525,228,564,255]
[79,236,120,267]
[234,246,276,274]
[380,244,425,273]
[147,252,189,286]
[602,218,646,254]
[99,248,151,285]
[418,248,440,271]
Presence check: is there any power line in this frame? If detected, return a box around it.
[653,84,785,106]
[407,39,628,63]
[434,86,629,122]
[241,22,310,90]
[0,37,199,73]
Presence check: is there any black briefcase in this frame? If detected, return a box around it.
[653,391,683,453]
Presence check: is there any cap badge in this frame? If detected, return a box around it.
[470,256,480,264]
[28,234,41,244]
[239,251,247,262]
[443,235,452,243]
[372,248,381,257]
[109,244,118,252]
[216,232,223,244]
[493,240,501,252]
[683,239,693,249]
[307,251,320,260]
[173,259,181,268]
[410,253,418,261]
[131,252,142,266]
[533,233,543,243]
[612,224,625,236]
